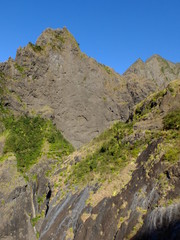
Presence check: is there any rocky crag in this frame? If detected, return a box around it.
[1,27,179,148]
[0,27,180,240]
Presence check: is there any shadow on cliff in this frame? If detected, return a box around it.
[134,220,180,240]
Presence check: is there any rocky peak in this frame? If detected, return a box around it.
[36,28,64,46]
[124,54,180,88]
[0,28,179,148]
[15,27,80,65]
[123,58,145,76]
[36,27,80,51]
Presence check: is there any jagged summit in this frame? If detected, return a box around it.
[1,28,164,148]
[145,54,163,62]
[35,27,80,50]
[124,54,180,87]
[36,27,65,46]
[0,27,179,148]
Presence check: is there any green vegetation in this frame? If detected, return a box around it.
[37,194,46,206]
[36,232,40,239]
[135,80,180,120]
[164,146,179,163]
[167,80,180,96]
[134,89,167,119]
[31,215,41,226]
[163,128,180,163]
[68,122,146,184]
[45,121,74,158]
[103,65,112,74]
[3,116,45,172]
[2,115,74,173]
[29,42,43,52]
[65,99,180,186]
[14,63,25,73]
[163,110,180,130]
[161,67,164,74]
[55,34,65,43]
[0,70,5,78]
[103,96,107,102]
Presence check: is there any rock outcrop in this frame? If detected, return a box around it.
[1,28,179,148]
[124,54,180,88]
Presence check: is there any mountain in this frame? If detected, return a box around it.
[1,28,179,148]
[124,54,180,87]
[0,27,179,240]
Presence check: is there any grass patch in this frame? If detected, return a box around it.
[31,215,41,227]
[68,122,145,185]
[14,63,25,73]
[37,194,46,206]
[164,146,180,163]
[163,129,180,163]
[67,116,180,187]
[3,116,46,172]
[2,115,74,173]
[45,121,74,158]
[55,34,65,43]
[167,80,180,97]
[134,89,166,119]
[29,42,43,52]
[101,64,112,74]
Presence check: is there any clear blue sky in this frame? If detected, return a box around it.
[0,0,179,74]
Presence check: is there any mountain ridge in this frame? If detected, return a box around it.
[1,27,179,148]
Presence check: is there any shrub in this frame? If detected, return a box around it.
[29,42,43,52]
[134,89,166,119]
[14,63,25,73]
[164,147,179,163]
[55,34,65,43]
[68,122,144,184]
[163,110,180,130]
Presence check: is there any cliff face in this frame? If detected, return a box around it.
[0,28,173,148]
[0,28,180,240]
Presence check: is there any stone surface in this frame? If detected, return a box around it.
[1,28,178,148]
[124,54,180,88]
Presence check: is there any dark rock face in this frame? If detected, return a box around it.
[0,158,36,240]
[135,204,180,240]
[72,140,162,240]
[0,157,56,240]
[41,140,179,240]
[40,187,91,240]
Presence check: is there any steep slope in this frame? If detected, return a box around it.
[1,79,179,240]
[37,79,180,240]
[124,55,180,88]
[0,28,168,148]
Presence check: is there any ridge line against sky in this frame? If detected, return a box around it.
[0,0,179,74]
